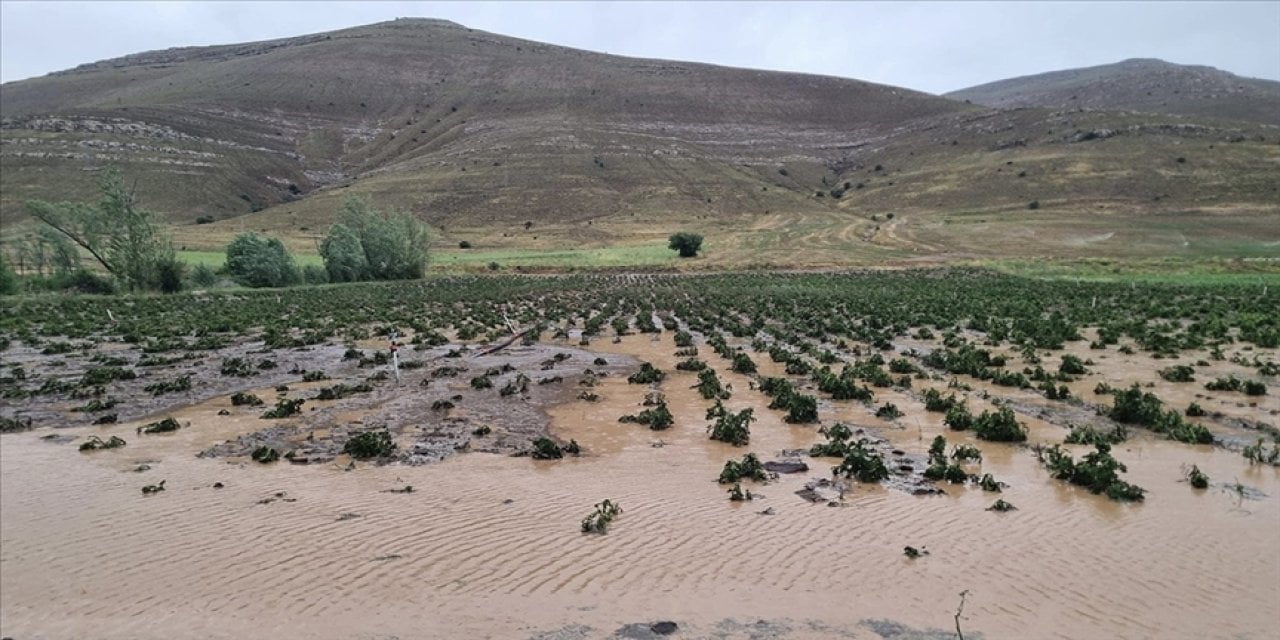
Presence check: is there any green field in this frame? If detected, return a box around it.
[985,258,1280,285]
[177,250,325,269]
[179,244,682,273]
[431,244,680,270]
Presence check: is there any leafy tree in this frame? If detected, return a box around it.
[225,232,299,288]
[668,232,704,258]
[0,254,16,295]
[190,263,218,288]
[25,167,176,291]
[320,197,430,282]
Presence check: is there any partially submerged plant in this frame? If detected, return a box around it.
[951,444,983,463]
[79,435,127,451]
[580,499,623,534]
[832,439,890,483]
[718,452,769,484]
[987,499,1016,512]
[343,430,396,459]
[138,417,181,434]
[231,392,264,407]
[251,446,280,463]
[727,483,754,501]
[619,399,674,430]
[261,398,304,419]
[708,407,754,445]
[627,363,665,384]
[1041,442,1145,501]
[1185,464,1209,489]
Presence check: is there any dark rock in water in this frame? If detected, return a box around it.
[911,486,945,496]
[764,459,809,474]
[651,621,677,635]
[615,621,679,639]
[217,409,231,416]
[795,488,823,503]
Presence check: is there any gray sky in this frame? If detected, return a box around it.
[2,1,1278,93]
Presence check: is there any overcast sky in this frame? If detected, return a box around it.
[1,1,1277,93]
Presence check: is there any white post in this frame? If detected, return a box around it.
[390,331,401,384]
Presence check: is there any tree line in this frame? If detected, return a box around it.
[1,169,431,295]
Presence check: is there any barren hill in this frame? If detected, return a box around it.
[2,22,1278,266]
[947,58,1280,126]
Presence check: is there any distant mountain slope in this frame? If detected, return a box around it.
[947,58,1280,126]
[2,24,1277,266]
[0,18,970,225]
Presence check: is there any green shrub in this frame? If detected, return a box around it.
[1058,354,1087,376]
[832,439,890,483]
[138,417,181,434]
[718,452,768,483]
[619,400,674,430]
[231,392,264,407]
[973,407,1027,442]
[810,423,855,457]
[1064,423,1128,445]
[627,363,665,384]
[1158,365,1195,383]
[252,446,280,463]
[344,430,396,459]
[581,499,622,534]
[708,407,754,445]
[944,403,973,430]
[261,398,304,419]
[79,435,127,451]
[1041,442,1145,501]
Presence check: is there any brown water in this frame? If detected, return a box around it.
[2,334,1278,639]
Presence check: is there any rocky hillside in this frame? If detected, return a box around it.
[0,18,970,226]
[947,58,1280,126]
[2,23,1277,264]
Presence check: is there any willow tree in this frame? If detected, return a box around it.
[25,168,179,291]
[320,196,430,282]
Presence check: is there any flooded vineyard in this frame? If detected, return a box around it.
[1,270,1277,639]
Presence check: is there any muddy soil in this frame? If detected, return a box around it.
[1,327,1277,640]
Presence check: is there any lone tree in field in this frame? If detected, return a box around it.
[25,167,182,292]
[320,196,431,282]
[668,232,704,258]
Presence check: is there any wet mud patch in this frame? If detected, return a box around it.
[197,343,639,465]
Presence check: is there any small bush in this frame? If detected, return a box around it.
[139,417,182,434]
[1041,442,1145,501]
[718,452,769,483]
[252,446,280,463]
[627,363,665,384]
[344,430,396,459]
[261,398,304,419]
[580,499,622,534]
[973,407,1027,442]
[708,407,754,445]
[833,439,890,483]
[79,435,127,451]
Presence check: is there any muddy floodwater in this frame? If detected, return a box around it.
[2,332,1278,640]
